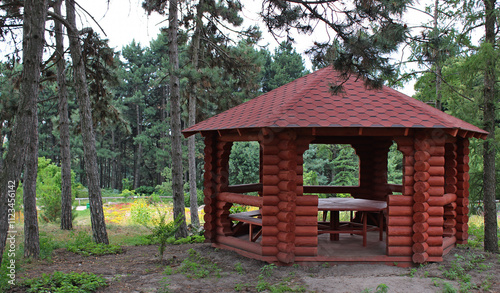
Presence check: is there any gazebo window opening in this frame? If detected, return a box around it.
[303,144,360,223]
[303,144,359,196]
[387,141,403,194]
[228,141,260,192]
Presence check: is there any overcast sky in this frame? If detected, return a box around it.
[79,0,418,95]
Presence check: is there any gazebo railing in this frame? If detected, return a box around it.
[227,183,263,194]
[217,192,263,207]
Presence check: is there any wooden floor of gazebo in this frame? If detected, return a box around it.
[215,231,416,266]
[295,232,411,265]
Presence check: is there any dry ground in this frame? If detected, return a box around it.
[9,242,500,293]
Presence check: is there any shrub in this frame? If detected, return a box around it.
[119,189,136,199]
[36,157,76,223]
[135,185,155,195]
[184,189,204,207]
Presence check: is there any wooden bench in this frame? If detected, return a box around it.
[228,210,262,242]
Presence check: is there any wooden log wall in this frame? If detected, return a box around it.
[203,133,234,242]
[295,135,317,257]
[387,137,414,257]
[417,132,446,263]
[455,138,470,244]
[260,130,317,264]
[203,133,217,242]
[443,141,458,242]
[261,130,291,263]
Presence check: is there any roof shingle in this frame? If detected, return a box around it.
[183,67,487,138]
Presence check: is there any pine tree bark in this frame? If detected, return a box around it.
[23,0,49,259]
[23,110,40,259]
[54,0,73,231]
[0,0,47,264]
[169,0,188,238]
[482,0,499,253]
[187,0,204,228]
[433,0,443,111]
[66,0,109,244]
[134,104,142,189]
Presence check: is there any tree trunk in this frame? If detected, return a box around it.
[169,0,188,238]
[433,0,442,111]
[0,0,47,264]
[187,0,204,228]
[134,104,142,189]
[66,0,109,244]
[482,0,499,253]
[23,110,40,259]
[111,128,117,190]
[55,0,73,231]
[23,0,49,259]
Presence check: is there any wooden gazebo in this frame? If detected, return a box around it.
[182,67,487,266]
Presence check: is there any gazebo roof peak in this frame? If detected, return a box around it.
[183,66,487,138]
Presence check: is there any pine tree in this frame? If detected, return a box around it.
[261,0,410,88]
[0,0,47,263]
[53,0,73,231]
[66,0,109,244]
[262,41,309,92]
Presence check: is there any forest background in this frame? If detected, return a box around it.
[0,0,499,269]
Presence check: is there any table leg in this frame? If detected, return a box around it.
[330,211,339,241]
[378,211,384,241]
[362,212,367,247]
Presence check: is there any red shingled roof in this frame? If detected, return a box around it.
[183,66,487,138]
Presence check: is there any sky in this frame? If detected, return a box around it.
[80,0,420,95]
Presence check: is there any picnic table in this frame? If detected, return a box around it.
[318,197,387,247]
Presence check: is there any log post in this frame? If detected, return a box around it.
[261,129,303,264]
[294,135,317,257]
[203,133,218,242]
[387,137,414,257]
[455,138,470,244]
[443,142,458,240]
[215,140,233,236]
[411,131,434,263]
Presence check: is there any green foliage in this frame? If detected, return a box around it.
[234,262,245,274]
[119,189,136,199]
[303,144,359,187]
[375,283,389,293]
[184,189,204,207]
[229,141,260,185]
[260,263,276,278]
[130,198,153,226]
[152,214,182,259]
[253,263,305,292]
[176,249,221,279]
[135,185,155,195]
[130,200,182,259]
[36,157,76,223]
[303,170,319,186]
[261,41,309,92]
[167,235,205,245]
[66,231,122,256]
[439,251,494,292]
[39,232,65,260]
[387,142,403,185]
[229,204,249,215]
[22,271,107,293]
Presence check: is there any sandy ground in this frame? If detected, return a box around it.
[9,242,500,293]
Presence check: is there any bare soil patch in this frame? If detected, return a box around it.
[10,243,500,292]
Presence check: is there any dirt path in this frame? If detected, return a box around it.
[11,243,500,292]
